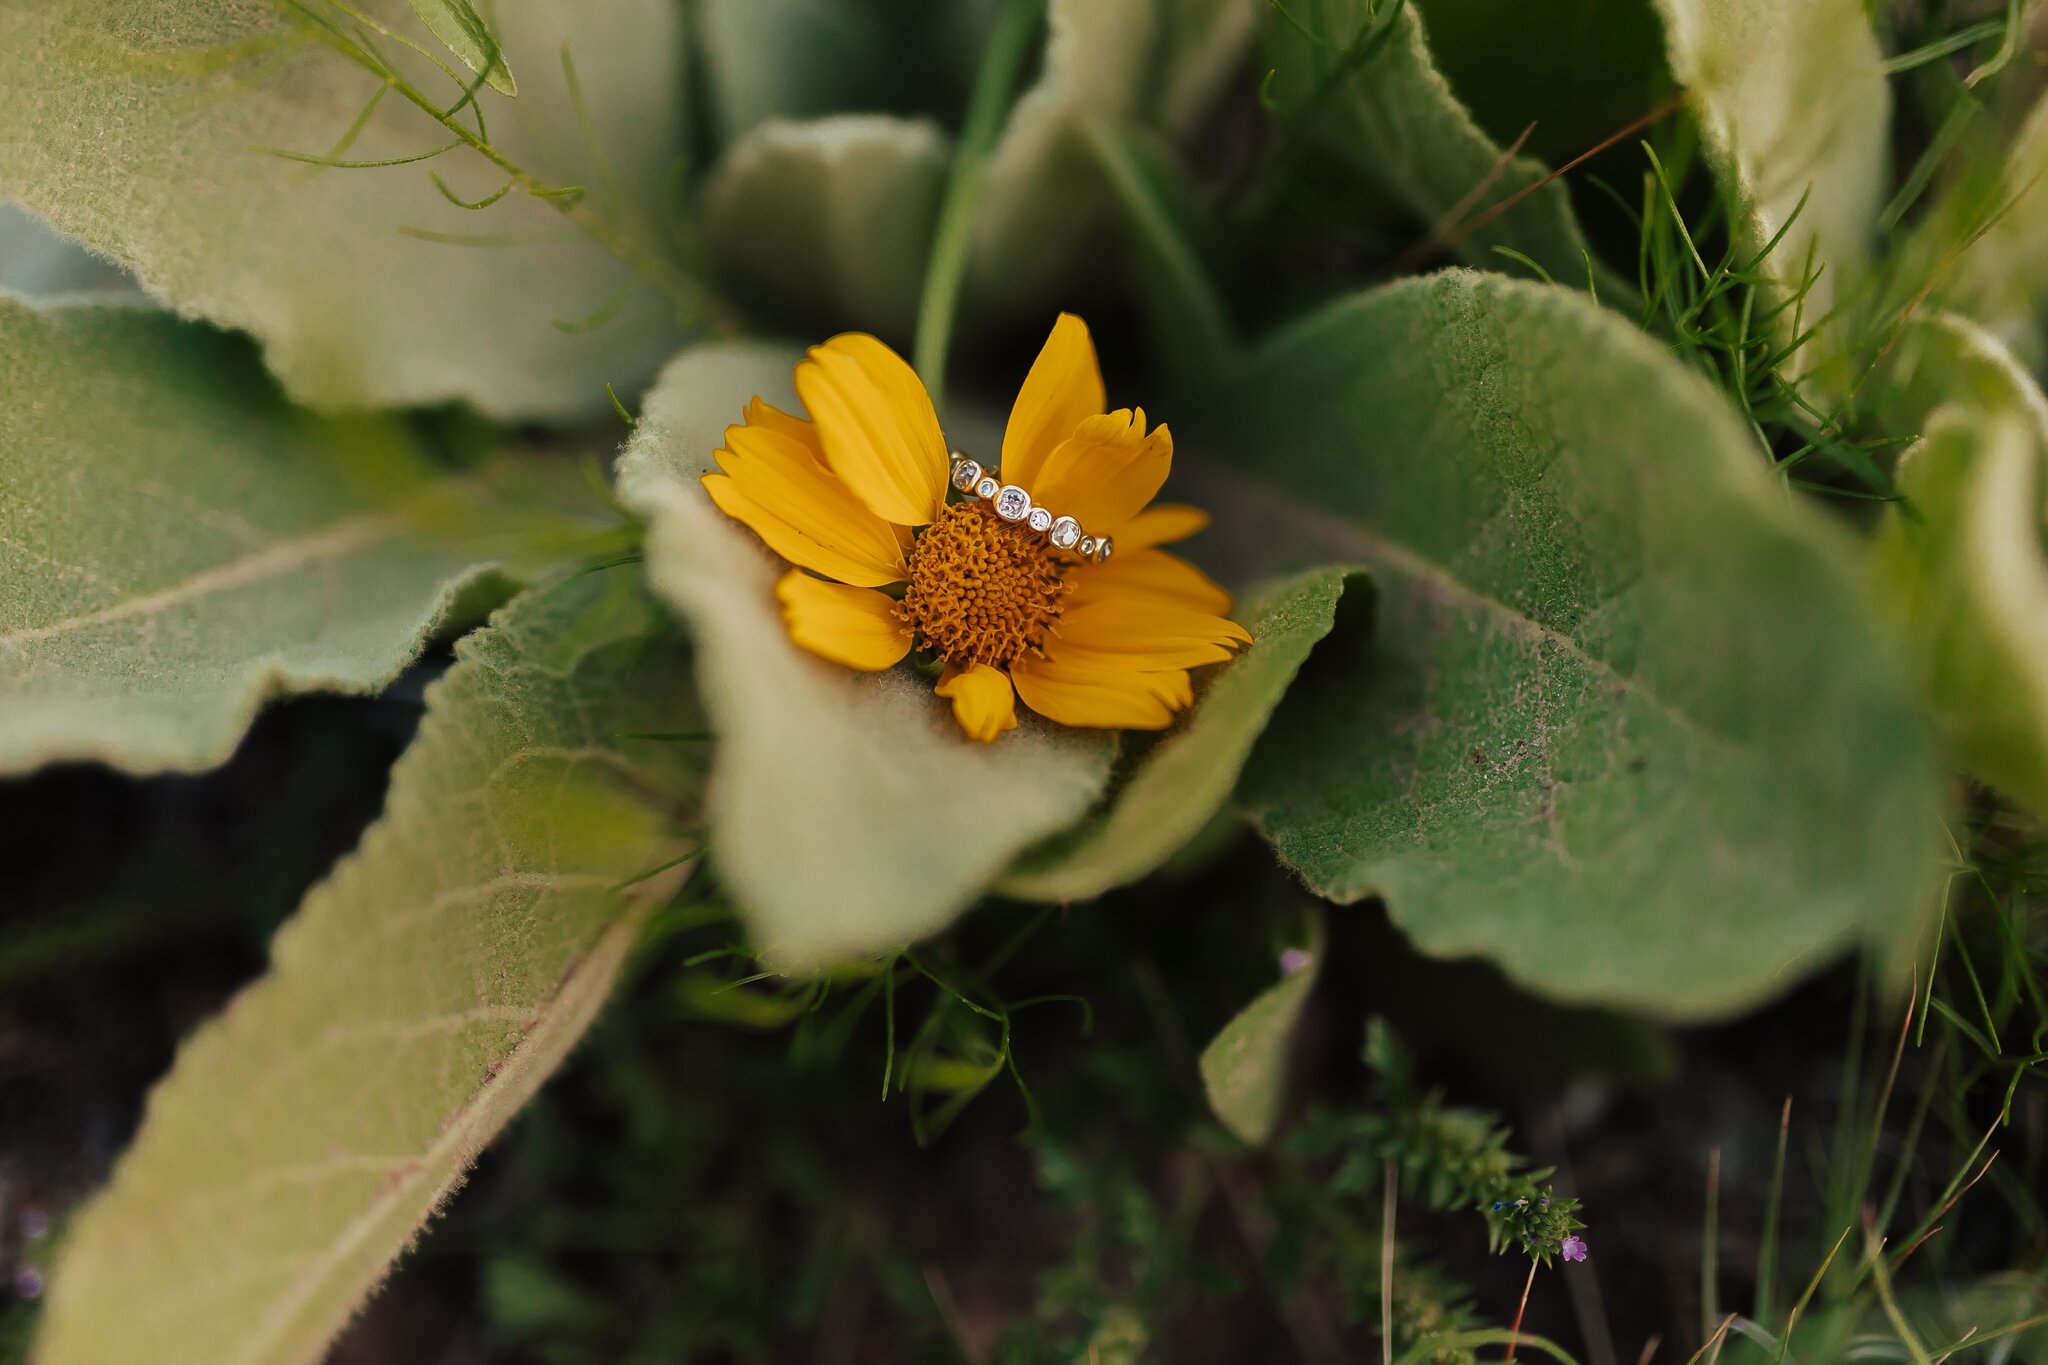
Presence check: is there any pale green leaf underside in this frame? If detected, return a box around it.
[617,343,1115,973]
[408,0,516,94]
[703,115,948,344]
[1260,0,1606,291]
[33,573,703,1365]
[0,0,686,419]
[1649,0,1889,334]
[1949,94,2048,370]
[1200,922,1322,1146]
[0,301,532,776]
[1002,567,1360,902]
[1872,315,2048,814]
[1217,271,1942,1017]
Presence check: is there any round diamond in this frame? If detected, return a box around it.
[1094,536,1113,562]
[1048,515,1082,550]
[951,458,982,493]
[975,475,1000,500]
[1026,507,1052,533]
[1078,535,1099,557]
[993,484,1032,521]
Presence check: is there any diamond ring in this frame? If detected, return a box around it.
[948,454,1114,563]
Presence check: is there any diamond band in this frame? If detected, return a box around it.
[948,454,1113,563]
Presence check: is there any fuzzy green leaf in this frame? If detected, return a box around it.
[1648,0,1889,338]
[1002,567,1362,902]
[32,572,703,1365]
[616,343,1114,973]
[1200,920,1323,1145]
[1209,271,1943,1017]
[965,0,1159,319]
[0,301,591,776]
[409,0,517,95]
[702,115,948,344]
[1260,0,1607,290]
[0,0,689,419]
[1871,315,2048,814]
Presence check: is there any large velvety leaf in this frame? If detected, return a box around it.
[0,0,689,419]
[702,115,948,344]
[1261,0,1606,289]
[1002,567,1360,902]
[1205,270,1943,1017]
[1871,315,2048,814]
[0,301,582,776]
[1648,0,1889,338]
[617,343,1114,973]
[33,572,702,1365]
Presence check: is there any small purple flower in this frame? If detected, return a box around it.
[18,1207,49,1241]
[14,1268,43,1300]
[1278,947,1313,977]
[1560,1235,1589,1263]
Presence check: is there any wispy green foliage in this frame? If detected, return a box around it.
[33,572,706,1365]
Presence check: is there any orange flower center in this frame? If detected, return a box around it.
[897,502,1067,668]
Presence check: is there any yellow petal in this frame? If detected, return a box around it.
[934,662,1020,743]
[1001,312,1105,492]
[744,396,819,450]
[1117,503,1209,551]
[704,420,909,587]
[1028,409,1172,537]
[1067,548,1234,615]
[775,571,913,671]
[795,333,949,526]
[1012,654,1192,730]
[1048,599,1251,670]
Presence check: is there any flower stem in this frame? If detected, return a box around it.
[1505,1258,1537,1363]
[912,0,1046,406]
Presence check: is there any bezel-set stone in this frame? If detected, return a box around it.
[1048,516,1082,550]
[1026,507,1052,533]
[951,457,982,493]
[975,475,1000,500]
[1077,535,1098,557]
[1093,536,1113,562]
[994,484,1032,521]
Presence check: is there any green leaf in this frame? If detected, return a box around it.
[0,301,587,776]
[616,342,1115,973]
[1199,916,1323,1145]
[697,0,906,145]
[1647,0,1889,338]
[1157,0,1259,135]
[702,115,948,344]
[1002,567,1362,902]
[1206,270,1943,1017]
[0,0,690,419]
[1409,0,1672,171]
[1947,94,2048,370]
[1871,315,2048,814]
[32,572,703,1365]
[409,0,517,95]
[965,0,1159,319]
[1260,0,1609,290]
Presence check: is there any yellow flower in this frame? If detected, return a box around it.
[702,314,1250,743]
